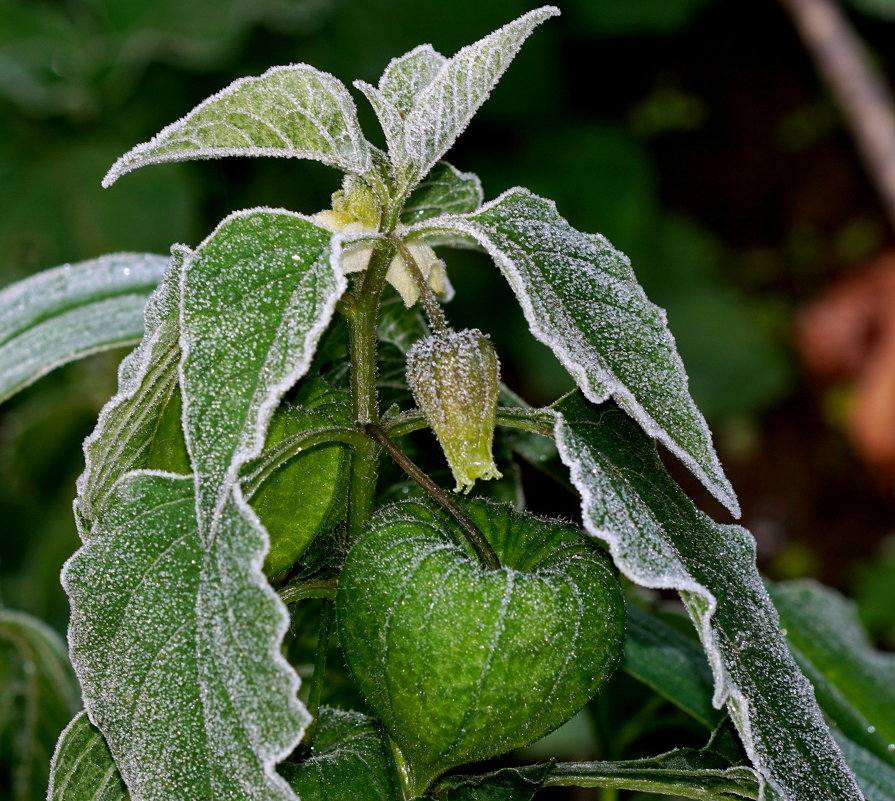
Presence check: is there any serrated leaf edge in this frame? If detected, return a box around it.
[176,206,349,541]
[103,64,372,187]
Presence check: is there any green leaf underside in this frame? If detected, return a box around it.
[75,252,184,528]
[358,7,559,196]
[834,734,895,801]
[444,725,760,800]
[0,610,80,801]
[178,209,345,543]
[0,253,167,404]
[356,44,447,166]
[102,65,372,187]
[48,712,128,801]
[409,187,739,517]
[545,750,759,800]
[771,580,895,766]
[624,604,723,730]
[551,393,863,801]
[279,708,398,801]
[400,162,484,226]
[64,472,306,801]
[436,763,553,801]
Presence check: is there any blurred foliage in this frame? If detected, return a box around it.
[851,535,895,650]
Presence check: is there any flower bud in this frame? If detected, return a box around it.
[407,329,502,493]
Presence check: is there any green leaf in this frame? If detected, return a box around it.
[178,209,345,543]
[624,604,723,730]
[0,253,166,404]
[401,162,484,226]
[64,472,306,801]
[103,66,373,187]
[544,735,760,800]
[357,7,559,196]
[551,392,862,801]
[0,610,80,801]
[75,250,184,527]
[356,44,446,165]
[433,763,552,801]
[47,712,128,801]
[410,187,738,516]
[279,708,398,801]
[771,580,895,765]
[834,733,895,801]
[442,724,760,801]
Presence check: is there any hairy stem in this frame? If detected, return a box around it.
[344,239,396,544]
[242,427,368,500]
[366,424,500,570]
[277,577,337,605]
[302,600,335,748]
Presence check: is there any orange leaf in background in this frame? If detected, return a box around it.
[797,252,895,478]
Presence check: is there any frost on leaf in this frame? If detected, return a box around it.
[552,392,863,801]
[178,209,345,542]
[76,250,185,529]
[355,44,446,162]
[103,65,372,187]
[408,187,738,516]
[400,161,484,226]
[48,712,127,801]
[64,472,306,801]
[0,252,167,405]
[358,7,559,195]
[279,708,398,801]
[0,610,80,801]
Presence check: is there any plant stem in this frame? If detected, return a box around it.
[344,239,396,544]
[302,599,335,749]
[390,235,449,334]
[242,427,368,500]
[366,423,500,570]
[277,577,337,605]
[383,406,557,440]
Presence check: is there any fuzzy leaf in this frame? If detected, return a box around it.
[771,580,895,766]
[178,209,345,542]
[834,734,895,801]
[75,251,184,527]
[435,764,552,801]
[355,44,447,161]
[0,610,80,801]
[278,708,398,801]
[624,604,723,729]
[410,188,738,515]
[0,253,167,404]
[551,393,862,801]
[401,162,484,226]
[446,725,759,800]
[103,65,372,187]
[359,7,558,195]
[64,472,306,801]
[47,712,128,801]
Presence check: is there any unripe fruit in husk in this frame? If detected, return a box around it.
[337,498,625,796]
[406,328,502,493]
[143,378,350,577]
